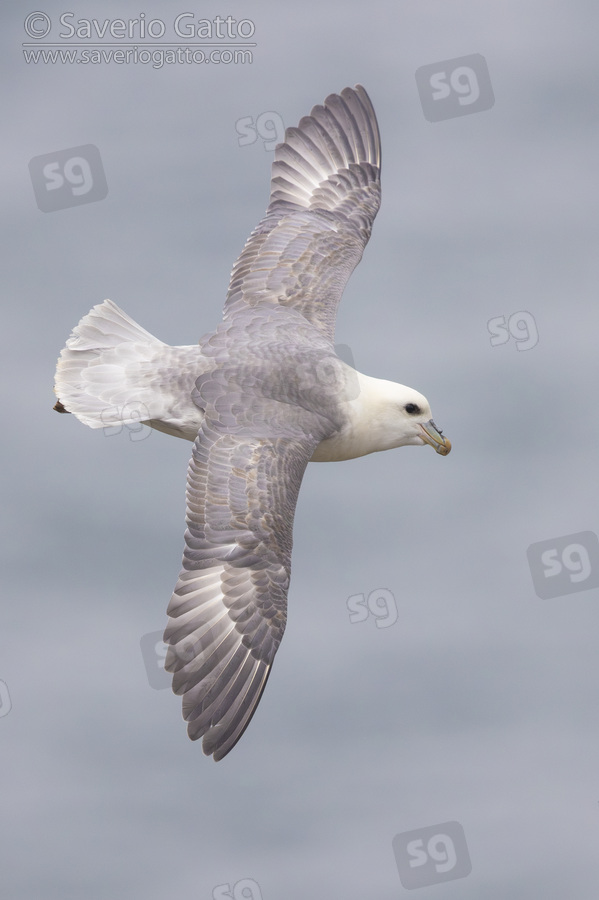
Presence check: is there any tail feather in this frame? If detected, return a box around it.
[63,298,164,351]
[53,299,203,439]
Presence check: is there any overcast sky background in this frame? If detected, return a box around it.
[2,1,599,897]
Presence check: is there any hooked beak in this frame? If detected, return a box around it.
[419,419,451,456]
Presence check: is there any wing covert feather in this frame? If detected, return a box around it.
[223,85,382,341]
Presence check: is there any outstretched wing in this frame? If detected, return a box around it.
[163,380,330,760]
[223,84,381,342]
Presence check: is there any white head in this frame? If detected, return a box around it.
[371,379,450,454]
[345,373,451,459]
[310,369,451,463]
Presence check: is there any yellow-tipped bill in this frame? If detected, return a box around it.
[419,420,451,456]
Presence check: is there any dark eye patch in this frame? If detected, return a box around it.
[404,403,420,415]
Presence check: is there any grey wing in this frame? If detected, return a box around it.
[164,417,320,761]
[223,84,382,342]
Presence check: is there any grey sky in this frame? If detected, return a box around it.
[2,1,599,897]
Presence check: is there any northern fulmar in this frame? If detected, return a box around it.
[53,85,451,760]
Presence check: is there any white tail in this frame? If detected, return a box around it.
[54,299,204,440]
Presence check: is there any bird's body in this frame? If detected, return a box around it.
[53,85,450,760]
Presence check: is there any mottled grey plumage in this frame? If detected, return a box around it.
[160,87,381,757]
[53,85,451,761]
[224,85,381,339]
[165,308,348,758]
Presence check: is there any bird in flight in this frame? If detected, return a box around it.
[54,85,450,760]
